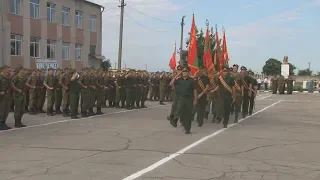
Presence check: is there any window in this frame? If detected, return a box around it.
[90,15,96,32]
[62,7,69,25]
[75,10,83,28]
[30,37,40,57]
[90,45,96,55]
[75,44,82,60]
[30,0,40,19]
[47,40,56,59]
[11,34,22,56]
[47,2,56,22]
[62,42,69,60]
[10,0,21,15]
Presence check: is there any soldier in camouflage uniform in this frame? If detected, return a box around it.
[11,68,28,127]
[271,75,278,94]
[88,68,97,116]
[241,66,252,118]
[0,65,13,130]
[231,64,243,123]
[37,69,46,113]
[54,68,62,114]
[78,67,90,117]
[26,69,38,115]
[43,68,56,116]
[60,68,71,117]
[96,69,105,114]
[278,75,285,94]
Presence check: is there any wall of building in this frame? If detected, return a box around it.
[0,0,103,72]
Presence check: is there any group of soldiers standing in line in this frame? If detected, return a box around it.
[271,75,294,94]
[0,65,176,131]
[167,64,258,134]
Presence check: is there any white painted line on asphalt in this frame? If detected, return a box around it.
[256,94,272,100]
[0,105,164,133]
[122,100,283,180]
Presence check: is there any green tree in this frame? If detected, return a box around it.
[298,68,312,76]
[262,58,296,76]
[100,58,111,71]
[262,58,281,75]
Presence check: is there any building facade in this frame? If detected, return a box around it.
[0,0,104,71]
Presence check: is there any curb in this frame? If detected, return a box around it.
[259,90,319,93]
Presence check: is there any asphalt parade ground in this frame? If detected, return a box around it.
[1,92,320,180]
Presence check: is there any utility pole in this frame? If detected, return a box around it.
[179,16,185,65]
[117,0,126,70]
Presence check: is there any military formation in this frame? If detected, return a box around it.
[0,65,175,131]
[167,64,259,134]
[271,75,294,94]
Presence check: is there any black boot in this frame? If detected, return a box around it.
[141,102,147,108]
[234,114,239,123]
[47,108,54,116]
[88,108,95,116]
[29,108,36,115]
[96,108,104,115]
[55,106,62,114]
[63,109,70,117]
[14,118,26,128]
[0,122,12,130]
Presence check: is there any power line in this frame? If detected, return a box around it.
[126,5,179,24]
[124,11,180,32]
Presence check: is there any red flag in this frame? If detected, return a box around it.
[168,43,176,70]
[187,14,200,76]
[203,26,213,82]
[221,29,229,62]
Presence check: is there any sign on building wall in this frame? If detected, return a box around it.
[36,59,58,69]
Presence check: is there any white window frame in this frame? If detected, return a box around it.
[90,15,96,32]
[30,37,40,58]
[62,7,69,26]
[47,40,56,59]
[62,42,70,60]
[10,0,21,15]
[10,34,22,56]
[47,2,56,22]
[75,44,82,61]
[30,0,40,19]
[75,10,83,28]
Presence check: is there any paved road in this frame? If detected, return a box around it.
[1,92,319,180]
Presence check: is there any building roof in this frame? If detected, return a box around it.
[84,0,105,10]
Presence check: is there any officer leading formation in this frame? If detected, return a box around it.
[167,64,261,134]
[0,66,175,131]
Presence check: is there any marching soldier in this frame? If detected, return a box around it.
[167,65,183,121]
[248,71,258,115]
[115,70,121,108]
[215,65,236,128]
[159,71,167,105]
[232,64,243,123]
[37,69,46,113]
[194,67,210,127]
[286,76,294,94]
[241,66,252,118]
[0,65,12,130]
[169,66,197,134]
[43,68,56,116]
[135,71,142,108]
[141,70,148,108]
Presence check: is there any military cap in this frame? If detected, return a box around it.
[48,67,54,71]
[248,71,254,75]
[182,66,190,72]
[222,64,229,72]
[177,65,183,70]
[240,66,247,71]
[233,64,239,67]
